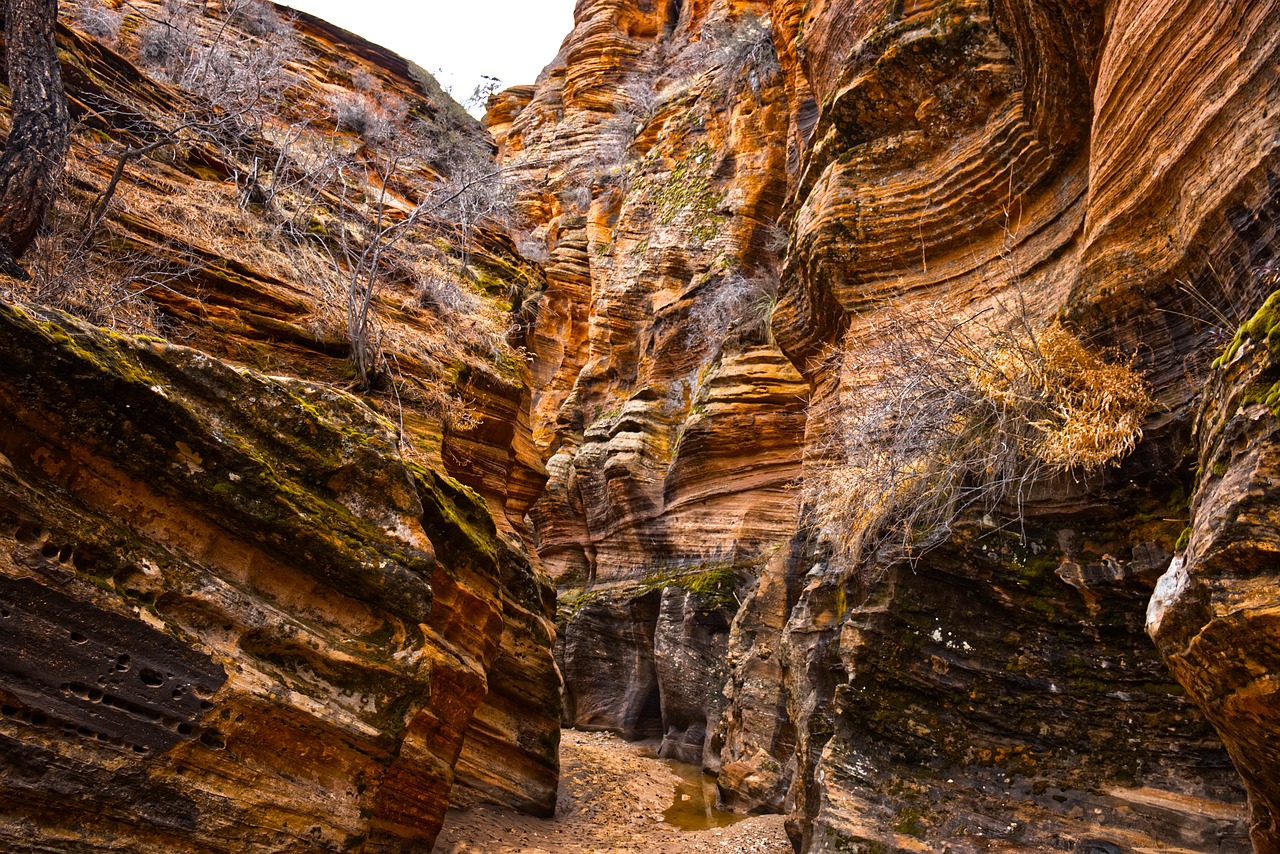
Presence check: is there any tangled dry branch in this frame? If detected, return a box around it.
[805,302,1155,570]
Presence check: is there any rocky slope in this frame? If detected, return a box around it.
[496,0,1280,851]
[0,3,559,851]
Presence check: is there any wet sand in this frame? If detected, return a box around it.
[435,729,792,853]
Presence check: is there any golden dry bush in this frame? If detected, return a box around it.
[806,304,1154,569]
[974,324,1154,471]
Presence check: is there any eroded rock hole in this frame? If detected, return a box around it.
[40,542,60,559]
[124,588,156,605]
[200,729,226,749]
[69,631,87,644]
[115,654,131,671]
[98,693,163,723]
[139,669,165,687]
[665,0,682,36]
[14,523,42,544]
[176,722,193,736]
[65,682,107,706]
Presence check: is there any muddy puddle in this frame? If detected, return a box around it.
[636,748,748,831]
[435,728,790,853]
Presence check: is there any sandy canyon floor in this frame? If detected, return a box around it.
[436,729,792,853]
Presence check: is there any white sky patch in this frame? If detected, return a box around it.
[281,1,576,116]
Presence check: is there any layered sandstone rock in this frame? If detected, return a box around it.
[8,0,1280,851]
[1150,290,1280,853]
[491,0,806,765]
[37,4,547,547]
[0,304,557,850]
[505,0,1280,851]
[750,0,1280,850]
[0,4,561,850]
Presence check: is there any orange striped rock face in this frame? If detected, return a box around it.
[505,0,1280,850]
[0,6,560,852]
[2,0,1280,851]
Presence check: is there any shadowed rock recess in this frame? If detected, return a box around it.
[4,0,1280,852]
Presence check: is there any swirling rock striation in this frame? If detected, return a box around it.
[491,0,807,764]
[751,0,1280,850]
[507,0,1280,851]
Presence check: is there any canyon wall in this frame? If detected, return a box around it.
[0,304,558,852]
[491,0,808,764]
[0,6,560,851]
[501,0,1280,850]
[4,0,1280,851]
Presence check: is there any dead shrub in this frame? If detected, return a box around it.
[138,17,197,68]
[416,268,484,319]
[706,13,779,102]
[687,271,777,358]
[584,114,636,186]
[179,40,294,112]
[12,228,199,336]
[516,235,551,265]
[71,0,124,43]
[329,91,396,141]
[621,76,658,120]
[350,67,379,92]
[225,0,286,36]
[409,265,514,375]
[806,302,1155,569]
[136,0,297,114]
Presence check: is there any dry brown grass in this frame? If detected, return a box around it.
[6,231,172,335]
[974,324,1152,471]
[805,301,1155,569]
[20,104,510,435]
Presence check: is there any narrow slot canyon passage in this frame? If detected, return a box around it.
[1,0,1279,851]
[436,729,791,853]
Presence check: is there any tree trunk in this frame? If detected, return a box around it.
[0,0,69,272]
